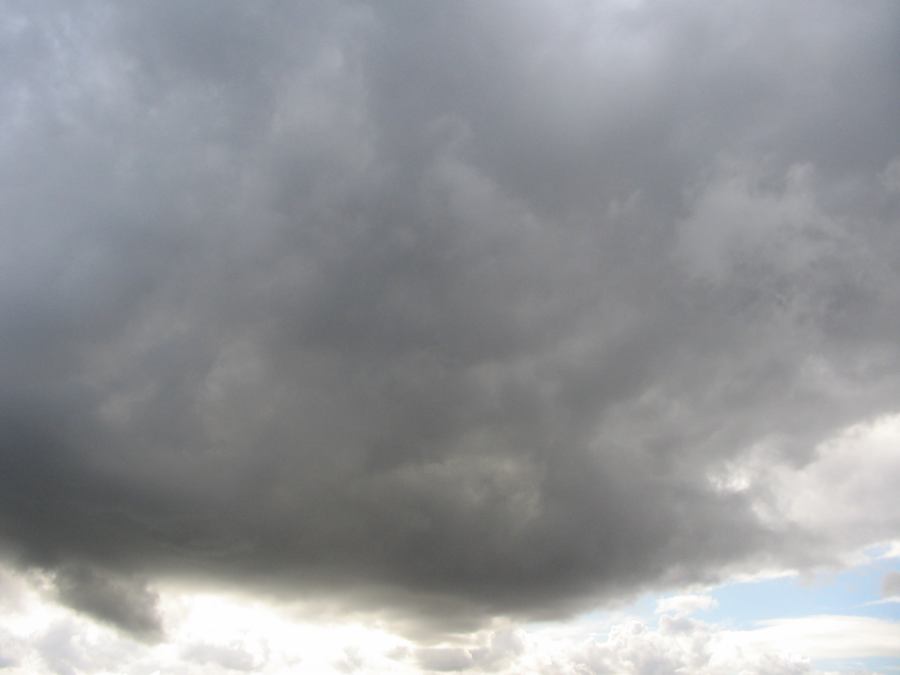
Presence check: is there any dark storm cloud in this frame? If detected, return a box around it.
[1,0,900,633]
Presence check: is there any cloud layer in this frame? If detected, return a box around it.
[1,0,899,635]
[3,568,897,674]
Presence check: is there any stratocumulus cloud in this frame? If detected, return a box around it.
[1,0,899,641]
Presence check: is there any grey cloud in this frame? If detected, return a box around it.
[883,571,900,598]
[415,628,524,672]
[182,641,267,672]
[52,566,163,641]
[1,0,899,634]
[416,647,474,673]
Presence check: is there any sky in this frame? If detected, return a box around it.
[1,0,899,673]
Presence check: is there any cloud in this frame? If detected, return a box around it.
[570,617,815,675]
[181,641,267,672]
[882,571,900,599]
[50,565,163,641]
[414,628,525,672]
[0,0,899,636]
[720,414,900,560]
[0,564,896,675]
[727,615,900,662]
[655,594,718,618]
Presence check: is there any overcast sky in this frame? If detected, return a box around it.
[1,1,899,673]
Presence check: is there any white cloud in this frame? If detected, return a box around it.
[725,615,900,662]
[709,412,900,570]
[0,563,896,674]
[777,415,900,548]
[879,542,900,560]
[655,593,718,618]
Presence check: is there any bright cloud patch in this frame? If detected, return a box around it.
[2,561,900,674]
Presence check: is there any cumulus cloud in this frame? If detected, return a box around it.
[1,561,898,674]
[0,0,899,638]
[415,628,525,673]
[568,617,814,675]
